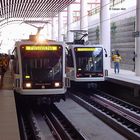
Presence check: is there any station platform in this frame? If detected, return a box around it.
[106,69,140,97]
[107,69,140,85]
[0,90,20,140]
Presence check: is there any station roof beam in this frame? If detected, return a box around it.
[0,0,75,19]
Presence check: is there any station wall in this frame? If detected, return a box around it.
[87,6,136,71]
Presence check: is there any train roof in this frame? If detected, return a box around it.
[67,44,103,49]
[13,35,67,53]
[14,36,66,47]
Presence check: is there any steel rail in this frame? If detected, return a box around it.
[69,90,140,140]
[41,104,86,140]
[93,94,140,126]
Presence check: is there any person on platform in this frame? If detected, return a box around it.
[112,50,122,74]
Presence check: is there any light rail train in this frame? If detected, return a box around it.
[66,44,107,83]
[13,35,69,102]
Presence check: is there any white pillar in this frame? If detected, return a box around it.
[46,23,50,39]
[80,0,88,31]
[51,17,55,40]
[135,0,140,76]
[58,12,63,41]
[67,5,73,42]
[100,0,111,71]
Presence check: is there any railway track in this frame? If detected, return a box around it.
[93,90,140,114]
[16,98,86,140]
[69,89,140,140]
[15,95,38,140]
[93,92,140,126]
[40,104,86,140]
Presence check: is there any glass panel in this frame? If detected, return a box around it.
[75,47,103,77]
[20,45,63,85]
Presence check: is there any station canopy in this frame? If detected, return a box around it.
[0,0,75,26]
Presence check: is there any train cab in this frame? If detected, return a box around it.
[66,44,106,82]
[12,35,70,102]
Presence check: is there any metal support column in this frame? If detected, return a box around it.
[100,0,111,71]
[80,0,88,31]
[58,12,63,41]
[51,17,55,40]
[67,5,73,42]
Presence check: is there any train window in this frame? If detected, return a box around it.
[20,45,63,85]
[74,47,103,77]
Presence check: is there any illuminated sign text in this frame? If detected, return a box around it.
[76,48,96,51]
[25,46,58,51]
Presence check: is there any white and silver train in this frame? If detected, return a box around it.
[12,35,69,102]
[66,44,107,82]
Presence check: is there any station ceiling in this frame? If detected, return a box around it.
[0,0,75,19]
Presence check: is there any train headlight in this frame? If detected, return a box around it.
[78,68,82,71]
[54,82,60,87]
[25,83,32,88]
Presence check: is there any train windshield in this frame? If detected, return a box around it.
[74,47,103,77]
[20,45,63,88]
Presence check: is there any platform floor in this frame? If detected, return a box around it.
[107,69,140,85]
[55,98,127,140]
[0,90,20,140]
